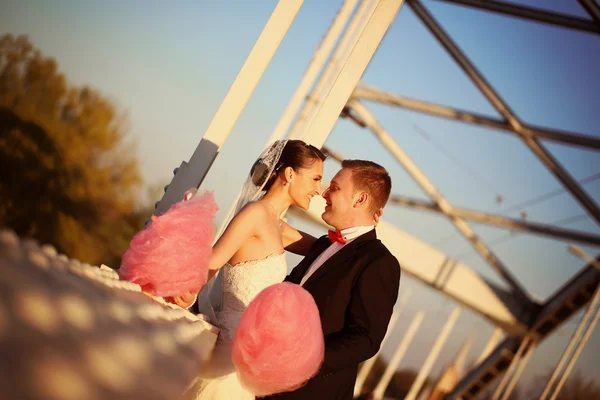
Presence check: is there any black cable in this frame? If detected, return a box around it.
[500,172,600,214]
[427,174,599,248]
[412,124,503,200]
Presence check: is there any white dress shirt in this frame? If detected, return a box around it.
[300,225,375,286]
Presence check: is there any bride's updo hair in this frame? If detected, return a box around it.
[251,140,326,192]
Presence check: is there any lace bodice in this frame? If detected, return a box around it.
[217,252,287,340]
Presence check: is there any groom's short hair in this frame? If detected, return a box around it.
[342,159,392,213]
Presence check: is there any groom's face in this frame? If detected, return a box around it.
[321,168,357,230]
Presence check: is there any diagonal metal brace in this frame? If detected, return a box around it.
[407,0,600,227]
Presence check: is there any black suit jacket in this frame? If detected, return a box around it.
[263,229,401,400]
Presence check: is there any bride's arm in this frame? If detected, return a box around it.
[209,203,266,273]
[281,221,317,256]
[169,203,265,309]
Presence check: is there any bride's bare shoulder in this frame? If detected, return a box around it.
[235,201,270,222]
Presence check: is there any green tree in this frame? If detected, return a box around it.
[0,33,148,266]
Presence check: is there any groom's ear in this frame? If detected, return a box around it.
[354,192,369,208]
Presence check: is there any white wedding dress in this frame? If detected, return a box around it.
[190,252,287,400]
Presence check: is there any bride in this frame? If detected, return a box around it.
[178,139,326,399]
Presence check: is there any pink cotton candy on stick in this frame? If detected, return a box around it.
[232,282,325,397]
[118,190,218,298]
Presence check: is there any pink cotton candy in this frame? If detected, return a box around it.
[118,190,218,298]
[232,282,324,397]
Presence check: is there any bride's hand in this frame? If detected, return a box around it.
[183,188,197,201]
[167,292,197,309]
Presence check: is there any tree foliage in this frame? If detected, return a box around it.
[0,34,148,266]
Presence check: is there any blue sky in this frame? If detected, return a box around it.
[2,0,599,390]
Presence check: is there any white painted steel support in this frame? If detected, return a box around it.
[154,0,304,215]
[492,336,534,400]
[429,335,474,398]
[213,0,356,240]
[541,303,599,400]
[540,246,600,400]
[288,0,377,140]
[548,309,600,400]
[266,0,359,145]
[500,339,536,400]
[405,307,462,400]
[293,0,405,149]
[354,289,410,397]
[475,328,503,366]
[347,99,534,308]
[215,0,402,236]
[569,246,600,270]
[355,312,400,398]
[372,311,426,400]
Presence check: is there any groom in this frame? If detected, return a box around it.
[267,160,401,400]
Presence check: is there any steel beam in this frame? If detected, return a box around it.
[371,311,425,400]
[540,247,600,400]
[548,308,600,400]
[408,0,600,226]
[154,0,304,215]
[492,336,533,400]
[405,307,462,400]
[266,0,359,144]
[347,99,534,308]
[446,337,521,399]
[214,0,358,239]
[475,327,503,366]
[433,0,600,35]
[288,0,376,140]
[389,194,600,246]
[351,84,600,150]
[354,291,409,397]
[295,0,405,148]
[447,258,600,398]
[541,284,600,400]
[321,145,345,163]
[532,261,600,335]
[578,0,600,27]
[429,335,474,399]
[289,194,529,335]
[499,338,536,400]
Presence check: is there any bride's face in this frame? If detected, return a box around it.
[289,159,324,210]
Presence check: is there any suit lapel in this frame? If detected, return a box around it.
[303,229,377,288]
[289,236,331,284]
